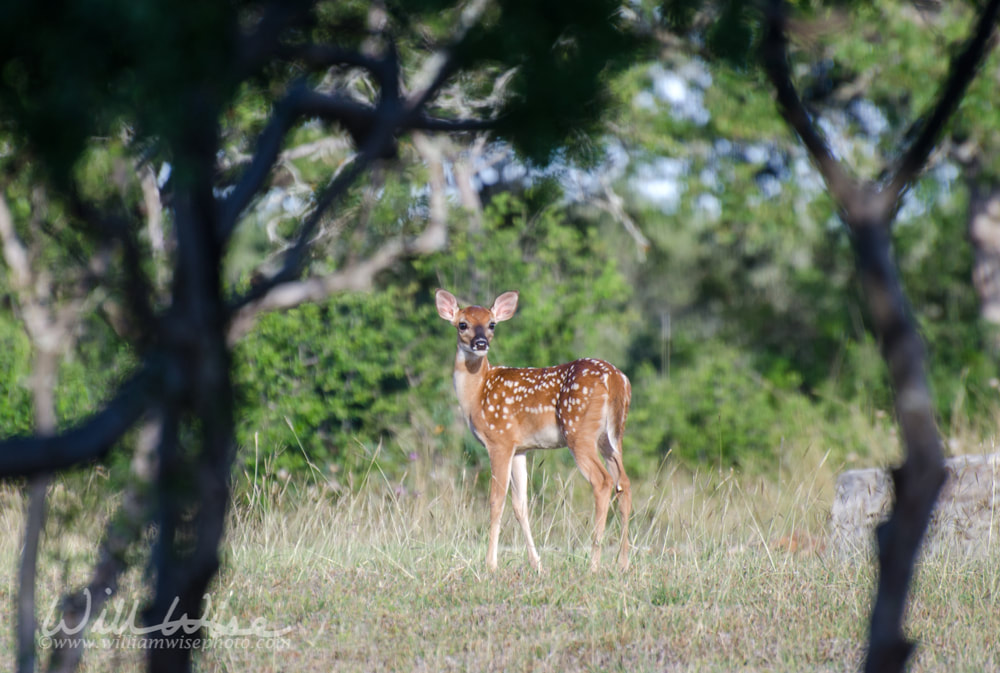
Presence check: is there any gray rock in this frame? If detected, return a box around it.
[829,453,1000,555]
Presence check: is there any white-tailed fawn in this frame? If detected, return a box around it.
[436,289,632,572]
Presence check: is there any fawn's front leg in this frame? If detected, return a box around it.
[486,446,513,572]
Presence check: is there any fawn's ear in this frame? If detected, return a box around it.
[491,291,519,322]
[435,289,459,322]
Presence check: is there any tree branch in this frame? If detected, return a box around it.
[220,39,406,239]
[227,214,447,343]
[224,2,498,325]
[408,114,497,132]
[885,0,1000,202]
[594,178,650,259]
[227,150,374,312]
[760,0,858,210]
[138,163,169,292]
[0,368,157,477]
[219,0,496,244]
[411,131,449,235]
[218,83,314,239]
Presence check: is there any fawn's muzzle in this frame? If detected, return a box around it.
[471,336,489,351]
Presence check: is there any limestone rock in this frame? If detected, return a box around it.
[829,453,1000,555]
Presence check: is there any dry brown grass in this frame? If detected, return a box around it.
[1,444,998,672]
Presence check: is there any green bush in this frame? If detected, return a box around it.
[233,193,635,480]
[0,316,33,436]
[627,340,793,471]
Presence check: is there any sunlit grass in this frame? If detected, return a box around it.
[1,439,998,672]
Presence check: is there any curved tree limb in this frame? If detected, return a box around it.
[227,214,447,343]
[886,0,1000,202]
[218,82,315,238]
[218,85,494,241]
[220,0,496,243]
[0,368,157,477]
[760,2,858,211]
[225,6,488,327]
[218,39,403,240]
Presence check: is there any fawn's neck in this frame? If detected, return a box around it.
[453,349,491,419]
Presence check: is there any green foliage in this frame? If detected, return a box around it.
[0,311,135,439]
[458,0,649,163]
[235,286,439,476]
[628,342,791,471]
[0,0,239,184]
[608,0,1000,469]
[425,192,632,366]
[0,315,33,436]
[234,194,632,478]
[4,0,1000,491]
[55,318,138,426]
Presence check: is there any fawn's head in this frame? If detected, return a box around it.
[436,289,519,357]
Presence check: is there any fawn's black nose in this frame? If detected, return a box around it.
[471,336,489,351]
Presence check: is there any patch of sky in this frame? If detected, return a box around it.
[896,188,927,224]
[792,155,824,196]
[631,157,688,213]
[261,187,285,212]
[694,193,722,221]
[528,140,630,202]
[157,162,172,188]
[699,167,719,191]
[817,115,850,162]
[847,98,889,139]
[282,194,304,213]
[756,173,782,199]
[478,165,499,186]
[502,163,528,183]
[930,160,960,195]
[742,143,769,165]
[448,139,632,205]
[642,61,712,126]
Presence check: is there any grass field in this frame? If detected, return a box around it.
[2,445,999,672]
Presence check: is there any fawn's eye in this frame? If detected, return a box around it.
[458,321,468,331]
[489,322,496,330]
